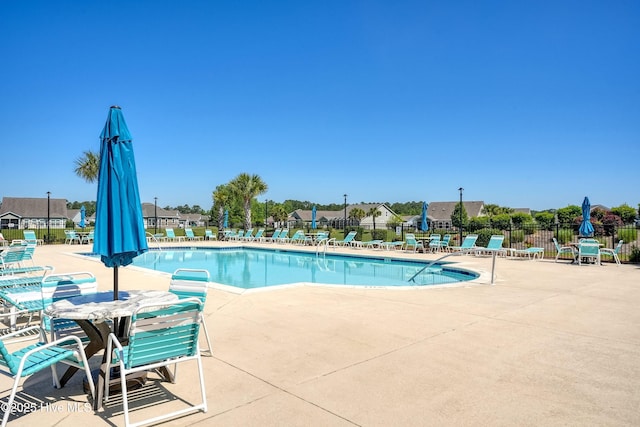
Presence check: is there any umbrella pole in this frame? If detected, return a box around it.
[113,266,119,334]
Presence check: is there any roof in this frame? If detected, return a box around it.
[290,204,397,221]
[427,201,484,221]
[141,203,179,218]
[0,197,69,219]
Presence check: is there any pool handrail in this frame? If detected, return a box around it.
[408,248,496,285]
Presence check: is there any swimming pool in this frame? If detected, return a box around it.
[123,247,478,289]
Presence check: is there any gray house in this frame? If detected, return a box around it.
[289,203,399,230]
[0,197,69,230]
[426,201,485,230]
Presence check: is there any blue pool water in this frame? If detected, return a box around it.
[120,247,478,289]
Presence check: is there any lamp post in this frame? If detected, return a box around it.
[458,187,463,245]
[46,191,50,244]
[154,197,158,234]
[343,194,347,232]
[265,199,268,229]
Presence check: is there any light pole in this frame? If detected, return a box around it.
[46,191,50,244]
[154,197,158,234]
[265,199,268,229]
[458,187,464,245]
[343,194,347,232]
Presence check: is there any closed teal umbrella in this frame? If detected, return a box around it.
[579,196,595,237]
[79,205,86,228]
[420,201,428,232]
[311,206,317,229]
[223,210,229,228]
[93,106,148,300]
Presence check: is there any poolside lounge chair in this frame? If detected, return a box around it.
[23,230,44,246]
[0,233,7,247]
[328,231,357,247]
[404,234,424,252]
[241,228,254,241]
[509,247,545,260]
[64,230,81,245]
[353,239,384,249]
[287,230,306,245]
[448,234,478,253]
[165,228,186,242]
[380,240,405,251]
[263,228,281,243]
[169,268,213,354]
[275,229,290,243]
[204,229,217,240]
[0,243,34,269]
[248,228,264,242]
[185,228,203,241]
[600,240,623,265]
[578,241,601,265]
[553,238,576,263]
[474,235,506,257]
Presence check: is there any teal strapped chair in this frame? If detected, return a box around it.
[169,268,212,354]
[0,325,95,427]
[184,228,203,241]
[553,238,576,263]
[427,234,441,252]
[204,229,217,240]
[105,298,207,427]
[449,234,479,253]
[164,228,185,242]
[600,240,623,265]
[474,234,506,257]
[328,231,357,247]
[404,233,424,252]
[578,241,601,265]
[437,234,451,251]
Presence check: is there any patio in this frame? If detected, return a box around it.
[2,242,639,426]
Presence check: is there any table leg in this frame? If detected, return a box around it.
[59,320,111,387]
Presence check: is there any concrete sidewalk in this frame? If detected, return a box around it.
[2,242,639,426]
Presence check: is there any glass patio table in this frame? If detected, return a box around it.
[44,290,179,410]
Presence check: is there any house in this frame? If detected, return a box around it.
[0,197,69,230]
[289,203,399,230]
[140,203,209,230]
[426,201,485,230]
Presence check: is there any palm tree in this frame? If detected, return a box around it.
[212,184,231,239]
[228,173,268,231]
[74,150,100,183]
[349,207,366,224]
[271,204,289,229]
[368,206,382,231]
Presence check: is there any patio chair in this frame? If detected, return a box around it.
[474,235,506,257]
[448,234,479,253]
[578,241,601,265]
[600,240,623,265]
[0,326,95,427]
[40,272,98,342]
[427,234,441,252]
[553,238,576,263]
[249,228,265,242]
[185,228,203,241]
[165,228,185,242]
[404,233,424,252]
[81,230,94,244]
[104,298,207,427]
[0,233,7,247]
[169,268,212,355]
[0,243,34,269]
[437,234,452,252]
[276,229,290,243]
[64,230,81,245]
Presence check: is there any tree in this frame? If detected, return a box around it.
[534,212,555,230]
[510,212,532,227]
[451,203,468,230]
[349,208,366,224]
[212,184,232,239]
[611,204,637,224]
[74,150,100,183]
[367,207,382,231]
[270,204,288,227]
[228,173,268,231]
[556,205,581,225]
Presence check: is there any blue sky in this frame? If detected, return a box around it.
[1,1,638,211]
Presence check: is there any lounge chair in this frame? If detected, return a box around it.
[448,234,479,253]
[248,228,264,242]
[600,240,623,265]
[240,228,254,241]
[380,240,405,250]
[204,229,217,240]
[23,230,44,246]
[165,228,186,242]
[263,228,282,243]
[578,241,601,265]
[0,233,7,247]
[553,238,576,263]
[354,239,384,249]
[287,230,306,245]
[185,228,203,241]
[0,243,34,269]
[508,247,544,260]
[474,234,506,257]
[328,231,357,247]
[275,229,290,243]
[404,233,424,252]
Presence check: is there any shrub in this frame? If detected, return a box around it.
[468,217,490,231]
[617,227,638,243]
[475,229,504,247]
[371,229,388,241]
[555,228,573,244]
[629,245,640,263]
[490,214,511,230]
[510,230,525,244]
[520,221,536,235]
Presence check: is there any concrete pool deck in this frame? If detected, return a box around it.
[2,241,639,426]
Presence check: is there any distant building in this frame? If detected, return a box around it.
[0,197,69,230]
[289,203,399,230]
[426,201,485,230]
